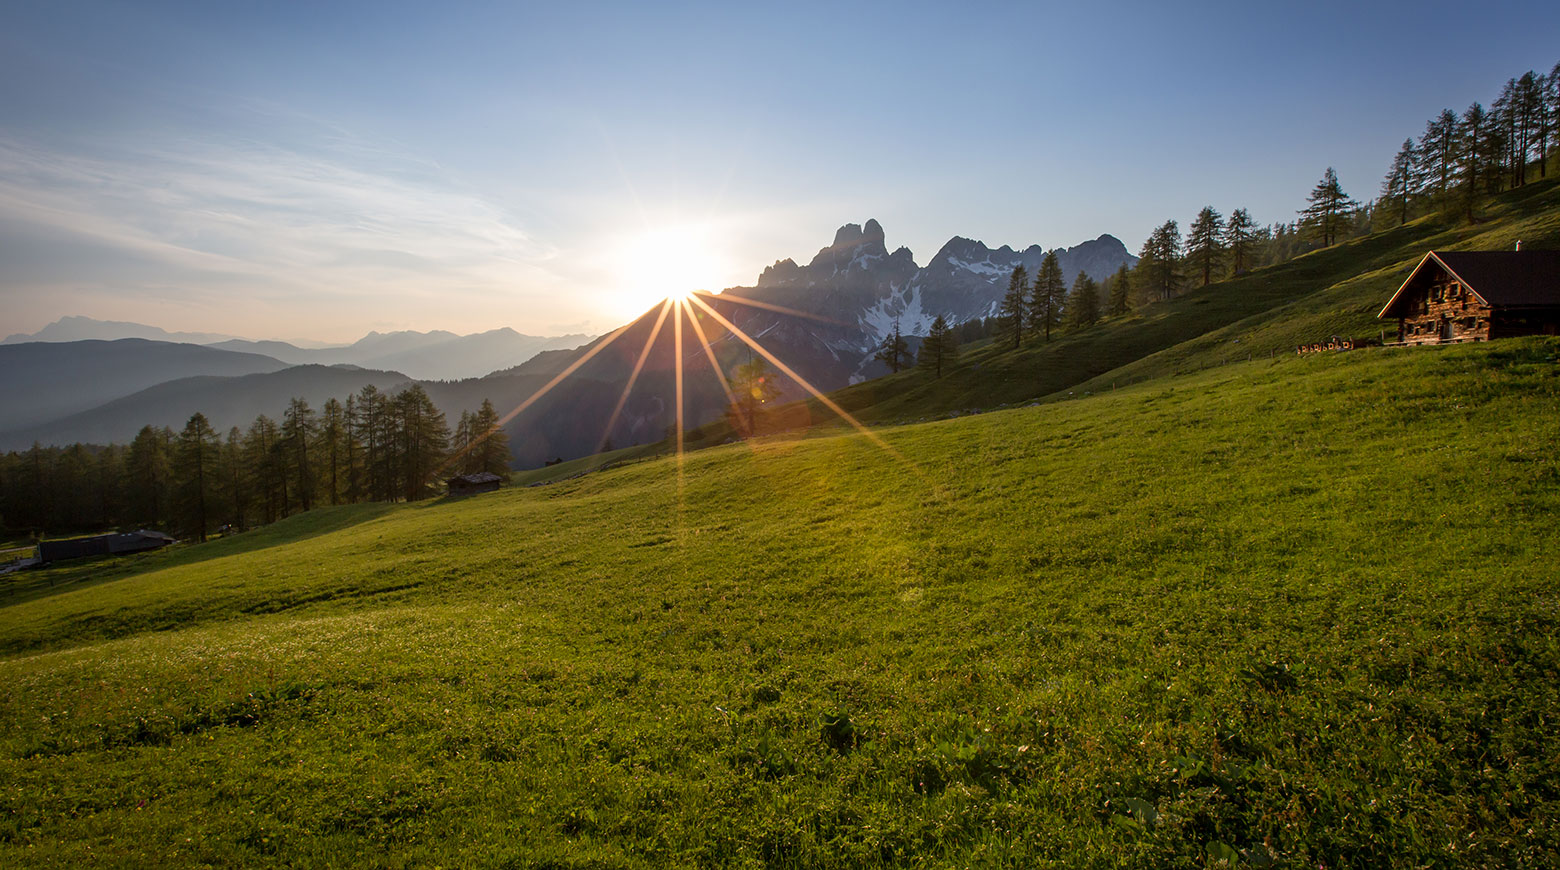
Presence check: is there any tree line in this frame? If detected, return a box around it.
[865,59,1558,380]
[0,384,512,542]
[1382,64,1558,225]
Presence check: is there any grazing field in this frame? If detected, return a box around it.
[3,339,1559,867]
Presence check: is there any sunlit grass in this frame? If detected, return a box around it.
[3,339,1559,866]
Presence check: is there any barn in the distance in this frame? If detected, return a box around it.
[1379,249,1560,345]
[446,471,503,497]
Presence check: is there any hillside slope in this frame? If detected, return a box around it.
[3,339,1557,866]
[821,179,1560,426]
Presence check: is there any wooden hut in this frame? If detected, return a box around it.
[1379,250,1560,345]
[37,529,175,564]
[446,471,503,497]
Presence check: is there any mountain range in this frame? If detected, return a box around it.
[0,220,1136,459]
[5,319,593,383]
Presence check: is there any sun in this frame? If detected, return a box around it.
[611,223,729,313]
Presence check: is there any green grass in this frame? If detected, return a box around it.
[3,338,1559,866]
[510,442,669,487]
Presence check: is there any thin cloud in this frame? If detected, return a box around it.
[0,131,570,331]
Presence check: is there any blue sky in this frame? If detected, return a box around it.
[2,0,1556,342]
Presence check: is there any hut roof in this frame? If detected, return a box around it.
[1379,250,1560,318]
[448,472,503,485]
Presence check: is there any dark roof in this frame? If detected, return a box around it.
[448,472,502,485]
[38,529,174,562]
[1380,250,1560,318]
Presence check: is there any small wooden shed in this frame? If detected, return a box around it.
[1379,250,1560,345]
[37,529,175,564]
[446,471,503,497]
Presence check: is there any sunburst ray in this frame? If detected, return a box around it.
[686,292,907,461]
[696,291,849,326]
[595,297,674,455]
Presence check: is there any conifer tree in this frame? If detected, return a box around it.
[174,412,219,541]
[124,425,173,529]
[1137,220,1181,302]
[1029,252,1066,342]
[1516,71,1544,182]
[353,385,392,502]
[1299,168,1357,247]
[1457,102,1489,220]
[281,397,317,513]
[1185,206,1225,286]
[1380,139,1418,225]
[1067,271,1100,329]
[1542,63,1559,177]
[315,398,347,506]
[1223,208,1259,276]
[453,411,476,474]
[999,266,1028,350]
[1419,109,1459,200]
[245,415,285,524]
[471,398,512,479]
[917,315,957,378]
[219,426,247,531]
[343,394,363,503]
[1107,264,1132,316]
[873,321,912,372]
[392,385,449,502]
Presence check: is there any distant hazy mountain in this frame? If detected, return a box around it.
[201,328,592,380]
[345,328,594,381]
[0,365,412,450]
[0,339,289,432]
[2,315,243,346]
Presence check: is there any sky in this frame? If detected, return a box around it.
[2,0,1556,344]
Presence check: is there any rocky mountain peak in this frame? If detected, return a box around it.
[862,219,885,246]
[832,223,864,247]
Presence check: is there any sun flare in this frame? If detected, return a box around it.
[611,223,729,313]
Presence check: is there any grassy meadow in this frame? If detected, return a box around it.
[4,338,1559,866]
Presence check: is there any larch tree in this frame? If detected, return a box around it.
[281,397,317,513]
[471,398,512,479]
[917,315,957,378]
[316,397,348,506]
[1067,271,1100,329]
[245,415,285,524]
[1457,102,1489,221]
[393,385,449,502]
[873,321,912,373]
[1107,263,1132,316]
[999,265,1028,350]
[1223,208,1259,276]
[1029,251,1066,342]
[1299,168,1357,248]
[1380,139,1418,226]
[1185,206,1225,287]
[1137,220,1181,302]
[219,426,247,531]
[174,412,220,542]
[1419,109,1459,200]
[124,425,173,530]
[453,411,476,474]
